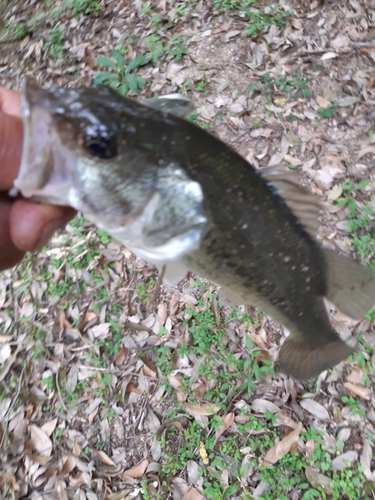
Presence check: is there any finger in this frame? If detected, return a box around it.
[0,87,21,117]
[0,197,25,270]
[0,112,23,190]
[10,200,76,252]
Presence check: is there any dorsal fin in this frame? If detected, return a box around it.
[140,95,195,119]
[260,167,321,240]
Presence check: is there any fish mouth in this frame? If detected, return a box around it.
[13,78,76,205]
[15,78,55,198]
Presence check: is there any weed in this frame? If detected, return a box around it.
[213,0,291,37]
[145,32,188,65]
[45,25,64,59]
[249,72,313,120]
[336,179,375,269]
[242,6,292,37]
[15,23,27,39]
[71,0,102,17]
[194,80,207,92]
[318,107,333,118]
[145,34,165,64]
[50,0,102,20]
[192,276,210,292]
[166,34,188,61]
[341,395,366,417]
[95,50,149,96]
[252,118,261,129]
[135,277,156,303]
[213,0,253,13]
[32,345,46,360]
[330,466,366,499]
[97,229,112,245]
[102,407,118,421]
[99,321,124,358]
[189,111,214,130]
[54,428,64,442]
[32,328,47,341]
[350,335,373,387]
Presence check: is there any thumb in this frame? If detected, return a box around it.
[0,112,23,191]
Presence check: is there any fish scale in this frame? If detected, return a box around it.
[13,77,375,379]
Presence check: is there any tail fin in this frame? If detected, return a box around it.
[323,248,375,319]
[278,335,355,379]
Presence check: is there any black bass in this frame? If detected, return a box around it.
[14,77,375,379]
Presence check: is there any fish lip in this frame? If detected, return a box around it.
[13,78,32,195]
[13,77,77,206]
[13,77,54,198]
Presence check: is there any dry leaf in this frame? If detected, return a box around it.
[27,425,53,457]
[284,155,302,166]
[291,18,303,30]
[41,418,58,437]
[321,52,338,60]
[332,451,358,471]
[299,399,329,420]
[174,478,205,500]
[252,399,280,414]
[184,402,221,416]
[122,459,149,478]
[262,422,302,466]
[58,456,77,478]
[186,460,200,484]
[66,365,78,394]
[127,383,141,394]
[214,413,235,445]
[167,374,183,389]
[305,466,332,494]
[360,440,375,481]
[96,450,116,466]
[343,382,372,400]
[145,407,161,433]
[316,96,331,107]
[327,185,343,202]
[114,346,127,365]
[0,353,16,382]
[157,303,168,324]
[199,441,209,465]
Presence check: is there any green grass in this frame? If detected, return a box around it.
[50,0,103,20]
[94,51,149,96]
[249,72,313,100]
[213,0,292,37]
[70,0,102,17]
[336,180,375,269]
[318,100,337,118]
[145,33,188,65]
[45,24,64,59]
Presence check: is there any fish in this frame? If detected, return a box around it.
[13,77,375,379]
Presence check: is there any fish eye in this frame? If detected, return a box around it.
[83,124,117,159]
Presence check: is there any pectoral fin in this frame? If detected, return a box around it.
[162,261,189,286]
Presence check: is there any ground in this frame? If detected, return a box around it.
[0,0,375,499]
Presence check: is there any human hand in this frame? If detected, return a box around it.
[0,86,76,271]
